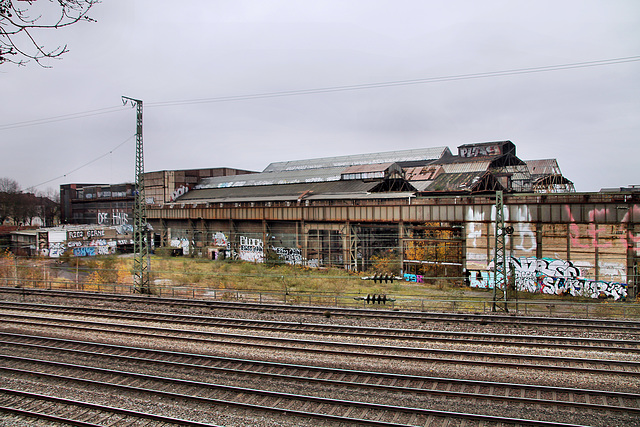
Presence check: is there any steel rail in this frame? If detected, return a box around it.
[3,286,639,332]
[2,336,639,416]
[5,331,639,401]
[0,356,592,427]
[2,313,640,376]
[0,387,219,426]
[1,300,638,352]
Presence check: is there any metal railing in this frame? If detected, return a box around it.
[5,278,640,320]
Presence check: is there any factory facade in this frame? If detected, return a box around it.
[56,141,639,299]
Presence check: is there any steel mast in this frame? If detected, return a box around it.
[122,96,150,294]
[492,190,509,312]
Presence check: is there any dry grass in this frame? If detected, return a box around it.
[45,254,473,300]
[8,254,640,319]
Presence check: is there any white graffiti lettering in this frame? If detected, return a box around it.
[48,242,66,258]
[459,144,502,158]
[170,185,190,202]
[98,212,109,224]
[86,229,105,238]
[271,246,302,265]
[170,238,190,255]
[239,236,263,262]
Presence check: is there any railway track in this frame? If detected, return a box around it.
[3,333,640,414]
[2,289,639,425]
[3,310,640,378]
[0,388,217,426]
[1,334,636,426]
[2,286,639,333]
[1,300,639,352]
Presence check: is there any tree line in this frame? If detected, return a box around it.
[0,177,58,227]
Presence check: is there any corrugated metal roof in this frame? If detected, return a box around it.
[341,162,395,174]
[263,146,450,172]
[178,180,383,203]
[197,167,345,189]
[426,172,490,192]
[440,161,491,173]
[405,165,443,181]
[501,165,531,181]
[409,180,433,192]
[526,159,561,177]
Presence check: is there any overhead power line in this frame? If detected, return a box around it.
[0,106,126,131]
[145,55,640,108]
[27,134,135,189]
[1,55,638,131]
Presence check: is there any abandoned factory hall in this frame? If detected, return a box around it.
[131,141,637,300]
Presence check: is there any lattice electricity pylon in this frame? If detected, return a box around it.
[492,190,509,312]
[122,96,150,294]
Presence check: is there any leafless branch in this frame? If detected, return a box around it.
[0,0,99,66]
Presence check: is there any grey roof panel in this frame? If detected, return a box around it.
[525,159,561,177]
[178,180,382,203]
[197,167,345,189]
[441,161,492,173]
[263,147,450,172]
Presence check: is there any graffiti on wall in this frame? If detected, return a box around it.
[459,144,502,158]
[239,236,264,262]
[71,238,116,257]
[170,238,190,255]
[98,210,129,226]
[271,246,303,265]
[115,224,133,235]
[467,256,628,300]
[466,204,640,253]
[73,246,113,257]
[47,242,66,258]
[513,205,535,253]
[213,232,229,248]
[208,233,305,265]
[170,185,190,202]
[566,205,640,254]
[403,273,425,283]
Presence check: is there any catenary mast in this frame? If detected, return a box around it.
[122,96,150,294]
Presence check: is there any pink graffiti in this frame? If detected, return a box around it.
[565,205,639,253]
[620,205,640,252]
[403,273,424,283]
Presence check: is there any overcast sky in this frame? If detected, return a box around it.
[1,0,638,193]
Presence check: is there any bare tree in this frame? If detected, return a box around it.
[0,177,20,193]
[0,180,61,226]
[0,0,99,66]
[0,177,20,224]
[37,187,60,226]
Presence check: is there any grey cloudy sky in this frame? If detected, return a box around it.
[1,0,638,193]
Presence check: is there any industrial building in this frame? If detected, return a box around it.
[144,140,638,300]
[59,167,255,225]
[55,140,638,299]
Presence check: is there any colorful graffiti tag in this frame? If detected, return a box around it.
[467,256,627,300]
[403,273,425,283]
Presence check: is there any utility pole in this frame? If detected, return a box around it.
[492,190,512,312]
[122,96,150,294]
